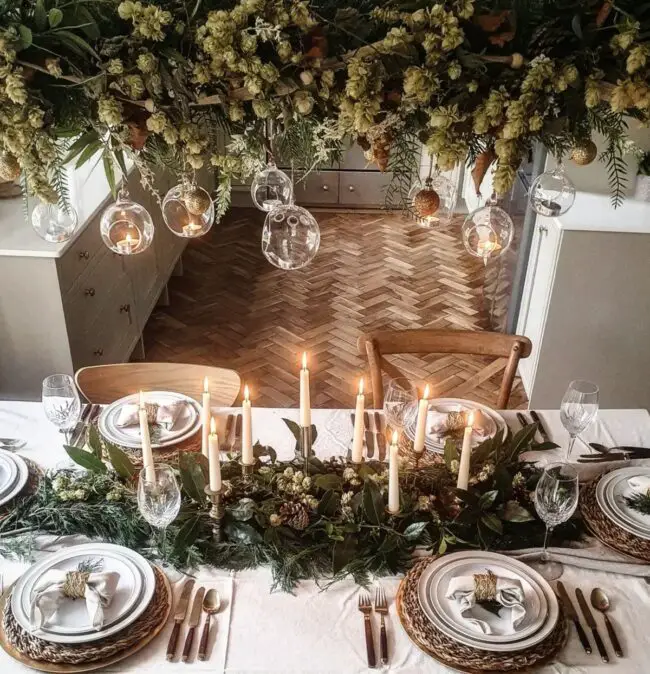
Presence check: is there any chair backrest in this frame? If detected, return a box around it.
[75,363,241,405]
[357,329,532,409]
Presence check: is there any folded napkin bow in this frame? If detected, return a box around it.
[628,475,650,494]
[445,570,526,635]
[115,401,184,431]
[29,569,120,632]
[429,409,490,442]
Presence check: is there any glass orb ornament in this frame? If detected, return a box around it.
[261,204,320,270]
[529,163,576,217]
[100,190,154,255]
[462,198,514,265]
[162,183,214,238]
[251,162,293,212]
[32,202,78,243]
[408,172,457,226]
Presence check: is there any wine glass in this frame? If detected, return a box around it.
[42,374,82,444]
[383,377,418,433]
[532,462,579,580]
[560,379,599,460]
[137,464,181,564]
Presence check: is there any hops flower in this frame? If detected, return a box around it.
[98,95,123,127]
[137,52,157,74]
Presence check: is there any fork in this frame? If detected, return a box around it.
[374,586,389,666]
[358,592,376,668]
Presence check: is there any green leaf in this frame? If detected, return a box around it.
[571,14,583,40]
[179,453,207,502]
[317,489,340,517]
[403,521,427,541]
[438,536,448,555]
[506,424,539,462]
[283,418,301,443]
[533,441,559,452]
[314,474,342,492]
[480,513,503,535]
[75,6,100,39]
[53,30,99,59]
[64,445,106,473]
[443,438,458,469]
[105,443,137,479]
[253,443,276,463]
[113,147,128,178]
[75,140,102,170]
[454,488,480,508]
[34,0,47,31]
[350,491,363,515]
[500,500,535,523]
[48,8,64,28]
[18,25,32,49]
[86,424,102,458]
[357,463,377,479]
[173,515,201,554]
[225,521,262,545]
[478,490,498,510]
[378,532,400,553]
[362,479,385,525]
[63,131,100,164]
[103,152,116,198]
[332,534,357,574]
[230,498,255,521]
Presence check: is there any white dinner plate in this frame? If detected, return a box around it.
[12,543,155,644]
[98,391,201,449]
[404,398,506,453]
[596,467,650,540]
[0,452,28,508]
[0,451,18,496]
[417,551,559,652]
[426,556,547,643]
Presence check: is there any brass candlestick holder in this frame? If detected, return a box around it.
[204,485,225,543]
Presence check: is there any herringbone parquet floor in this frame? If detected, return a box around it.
[142,207,527,409]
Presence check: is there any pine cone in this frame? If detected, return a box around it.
[279,501,310,530]
[0,154,21,182]
[413,181,440,219]
[371,132,392,172]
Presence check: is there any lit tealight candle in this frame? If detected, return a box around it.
[208,417,221,492]
[388,431,400,514]
[139,390,155,481]
[241,385,253,466]
[299,352,311,428]
[351,378,365,463]
[456,411,475,490]
[117,232,137,255]
[413,384,430,455]
[201,376,210,458]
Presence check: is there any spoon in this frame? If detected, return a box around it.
[590,588,623,657]
[0,438,26,450]
[198,589,221,661]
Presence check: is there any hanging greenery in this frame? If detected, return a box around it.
[0,0,648,214]
[0,421,583,591]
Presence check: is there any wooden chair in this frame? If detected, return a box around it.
[357,329,532,409]
[75,363,241,405]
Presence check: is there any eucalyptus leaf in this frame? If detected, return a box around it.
[105,443,137,479]
[362,479,385,525]
[314,473,342,492]
[332,534,357,574]
[480,513,503,535]
[230,497,256,521]
[500,500,535,522]
[225,521,262,545]
[403,521,427,541]
[64,445,106,473]
[48,8,64,28]
[87,425,103,459]
[478,490,498,510]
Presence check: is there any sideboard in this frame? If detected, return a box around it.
[0,165,196,400]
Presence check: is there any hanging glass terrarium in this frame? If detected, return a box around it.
[100,188,154,255]
[462,197,514,265]
[261,203,320,270]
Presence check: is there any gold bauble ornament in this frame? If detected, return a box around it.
[413,179,441,218]
[570,140,598,166]
[183,187,211,215]
[0,153,21,182]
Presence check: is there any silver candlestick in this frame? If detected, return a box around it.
[204,485,225,543]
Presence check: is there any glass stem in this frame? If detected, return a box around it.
[566,434,577,461]
[541,525,554,562]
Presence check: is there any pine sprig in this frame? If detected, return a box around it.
[624,490,650,516]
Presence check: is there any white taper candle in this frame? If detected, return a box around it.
[456,411,475,490]
[351,378,365,463]
[242,385,253,465]
[201,376,210,458]
[388,431,400,514]
[208,417,221,492]
[299,352,311,428]
[413,384,430,455]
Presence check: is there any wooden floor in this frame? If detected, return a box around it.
[142,208,527,409]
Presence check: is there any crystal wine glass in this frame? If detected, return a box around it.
[531,462,579,581]
[383,377,418,433]
[42,374,82,444]
[137,464,181,563]
[560,379,599,460]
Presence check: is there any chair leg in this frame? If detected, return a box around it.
[498,343,522,409]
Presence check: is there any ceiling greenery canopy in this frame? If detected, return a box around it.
[0,0,648,216]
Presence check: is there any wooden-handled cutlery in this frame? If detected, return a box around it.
[166,579,195,661]
[182,586,205,662]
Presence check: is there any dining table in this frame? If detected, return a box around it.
[1,401,650,673]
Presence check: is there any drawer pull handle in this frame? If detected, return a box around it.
[120,303,131,313]
[322,185,329,192]
[93,348,104,357]
[348,185,355,192]
[78,251,90,260]
[84,288,96,297]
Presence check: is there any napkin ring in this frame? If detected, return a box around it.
[144,402,159,425]
[473,570,497,603]
[62,571,90,599]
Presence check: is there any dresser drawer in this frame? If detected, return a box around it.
[339,171,392,207]
[57,213,105,293]
[294,172,339,206]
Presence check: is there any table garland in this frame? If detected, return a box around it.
[0,422,583,592]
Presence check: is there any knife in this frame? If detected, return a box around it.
[166,579,195,661]
[363,411,375,458]
[70,403,92,447]
[374,412,387,461]
[576,588,609,662]
[556,582,591,654]
[516,412,530,428]
[529,411,550,443]
[182,586,205,662]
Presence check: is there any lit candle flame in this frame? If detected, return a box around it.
[423,384,430,399]
[126,233,132,244]
[139,390,145,409]
[301,352,308,370]
[203,376,209,394]
[210,416,217,435]
[358,377,364,396]
[467,411,475,428]
[391,430,399,445]
[244,384,250,402]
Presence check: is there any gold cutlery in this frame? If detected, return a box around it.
[198,588,221,661]
[556,581,591,654]
[182,586,205,662]
[166,578,195,661]
[576,588,609,662]
[591,588,623,657]
[374,586,389,666]
[374,412,386,461]
[358,592,376,669]
[363,411,375,458]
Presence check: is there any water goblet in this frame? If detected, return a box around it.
[42,374,82,445]
[383,377,418,433]
[560,379,599,460]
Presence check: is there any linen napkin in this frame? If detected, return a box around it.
[29,569,120,631]
[429,408,491,442]
[628,475,650,494]
[115,401,185,431]
[445,572,526,634]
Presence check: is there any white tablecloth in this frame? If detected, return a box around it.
[1,403,650,673]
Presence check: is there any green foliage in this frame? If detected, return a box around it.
[639,152,650,177]
[625,490,650,515]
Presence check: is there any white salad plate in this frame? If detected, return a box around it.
[0,451,28,507]
[98,391,201,449]
[12,543,155,644]
[596,467,650,540]
[0,451,18,496]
